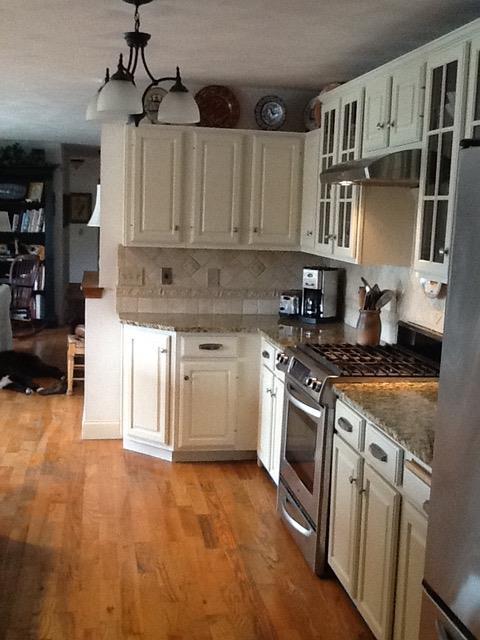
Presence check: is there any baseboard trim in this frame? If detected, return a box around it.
[123,438,173,461]
[82,421,122,440]
[172,449,256,462]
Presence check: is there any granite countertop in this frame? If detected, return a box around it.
[334,381,438,466]
[118,312,358,348]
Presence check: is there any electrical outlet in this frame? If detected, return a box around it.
[161,267,173,285]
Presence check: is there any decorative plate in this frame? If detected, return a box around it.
[0,183,27,200]
[255,95,286,130]
[144,85,167,124]
[304,97,322,131]
[195,85,240,128]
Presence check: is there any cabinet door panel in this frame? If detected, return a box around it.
[464,34,480,139]
[328,434,363,597]
[357,464,400,640]
[389,62,426,147]
[393,501,428,640]
[270,376,285,484]
[126,128,184,245]
[316,99,340,256]
[191,131,243,245]
[414,42,468,282]
[363,75,391,154]
[301,129,322,251]
[249,134,303,247]
[179,360,237,448]
[258,365,274,470]
[123,327,171,447]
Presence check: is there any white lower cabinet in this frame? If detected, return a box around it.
[356,463,401,640]
[178,358,238,449]
[122,325,172,448]
[330,399,430,640]
[393,500,428,640]
[257,362,285,484]
[328,434,363,596]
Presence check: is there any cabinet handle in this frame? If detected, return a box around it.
[306,230,313,237]
[348,476,357,485]
[253,227,259,233]
[262,350,270,359]
[388,120,395,128]
[368,442,388,463]
[438,248,449,256]
[233,227,239,233]
[199,343,223,351]
[359,488,366,495]
[266,388,272,395]
[376,122,385,130]
[174,224,180,231]
[270,391,277,398]
[184,375,190,381]
[160,348,168,354]
[338,417,353,433]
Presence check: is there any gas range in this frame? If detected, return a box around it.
[276,322,441,406]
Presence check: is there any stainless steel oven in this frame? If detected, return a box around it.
[278,375,334,575]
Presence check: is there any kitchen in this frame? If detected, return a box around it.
[75,10,480,640]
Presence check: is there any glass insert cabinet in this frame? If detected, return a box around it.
[414,42,469,282]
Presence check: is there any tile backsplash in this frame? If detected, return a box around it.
[117,246,446,339]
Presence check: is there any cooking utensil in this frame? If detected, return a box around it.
[360,276,372,292]
[358,286,366,310]
[375,290,395,310]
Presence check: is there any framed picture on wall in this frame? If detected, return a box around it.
[67,192,92,224]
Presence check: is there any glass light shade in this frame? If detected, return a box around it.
[97,79,143,115]
[88,184,101,227]
[157,90,200,124]
[86,92,120,122]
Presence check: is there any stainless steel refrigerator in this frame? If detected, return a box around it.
[420,140,480,639]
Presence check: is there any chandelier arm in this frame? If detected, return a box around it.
[126,46,134,74]
[130,46,140,78]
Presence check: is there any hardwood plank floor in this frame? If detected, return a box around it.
[0,329,374,639]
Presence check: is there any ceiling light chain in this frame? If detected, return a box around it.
[86,0,200,125]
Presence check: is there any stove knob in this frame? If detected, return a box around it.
[314,381,322,392]
[306,377,319,389]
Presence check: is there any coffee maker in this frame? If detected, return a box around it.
[301,266,339,324]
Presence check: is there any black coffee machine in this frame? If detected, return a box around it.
[301,266,339,323]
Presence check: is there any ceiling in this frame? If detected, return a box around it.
[1,0,479,146]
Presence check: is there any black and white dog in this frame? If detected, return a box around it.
[0,351,67,395]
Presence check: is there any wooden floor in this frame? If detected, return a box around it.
[0,329,374,640]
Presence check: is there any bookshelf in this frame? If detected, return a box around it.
[0,163,57,324]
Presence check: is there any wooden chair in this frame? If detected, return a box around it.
[67,329,85,395]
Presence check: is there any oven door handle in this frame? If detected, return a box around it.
[286,385,323,419]
[280,497,314,538]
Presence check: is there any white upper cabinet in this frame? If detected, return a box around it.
[300,129,321,252]
[190,130,244,246]
[465,33,480,138]
[363,75,392,154]
[413,42,469,282]
[248,133,303,247]
[389,62,426,147]
[363,62,426,155]
[333,87,363,261]
[125,127,185,245]
[316,98,340,256]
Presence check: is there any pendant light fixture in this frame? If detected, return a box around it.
[86,0,199,125]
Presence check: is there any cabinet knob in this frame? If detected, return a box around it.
[266,388,272,395]
[388,120,395,128]
[233,227,239,233]
[184,375,190,381]
[174,224,180,231]
[359,488,366,495]
[160,348,168,354]
[376,122,385,130]
[306,230,313,237]
[253,227,259,233]
[348,476,357,485]
[438,248,449,256]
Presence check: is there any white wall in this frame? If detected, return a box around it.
[66,156,100,282]
[83,124,124,439]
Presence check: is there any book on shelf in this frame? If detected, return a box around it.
[33,294,45,320]
[0,211,11,232]
[34,264,45,291]
[12,208,45,233]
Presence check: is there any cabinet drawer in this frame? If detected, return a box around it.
[335,400,365,451]
[364,423,403,485]
[180,336,238,359]
[403,462,431,517]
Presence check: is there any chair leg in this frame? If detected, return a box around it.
[67,342,74,395]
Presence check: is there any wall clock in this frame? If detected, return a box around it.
[255,95,286,130]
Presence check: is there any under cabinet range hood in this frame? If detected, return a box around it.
[320,149,421,187]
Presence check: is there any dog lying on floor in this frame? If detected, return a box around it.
[0,351,67,395]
